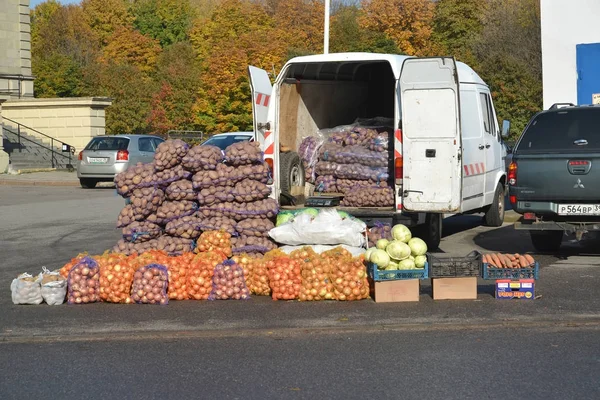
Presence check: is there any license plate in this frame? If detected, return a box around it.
[88,157,108,164]
[558,204,600,215]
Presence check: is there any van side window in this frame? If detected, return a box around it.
[480,93,491,134]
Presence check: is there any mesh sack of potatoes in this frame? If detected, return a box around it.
[197,185,235,206]
[224,141,263,166]
[153,165,192,188]
[128,187,165,216]
[165,179,196,201]
[155,236,195,256]
[196,215,237,236]
[342,127,379,147]
[235,218,274,238]
[192,163,270,190]
[231,235,277,255]
[115,163,155,196]
[153,139,189,171]
[315,161,388,182]
[318,143,387,168]
[367,221,393,248]
[231,179,271,202]
[368,133,390,152]
[117,204,144,228]
[153,200,198,225]
[315,175,337,193]
[336,179,389,194]
[122,220,163,243]
[164,215,203,239]
[181,144,223,172]
[340,186,394,207]
[198,198,279,221]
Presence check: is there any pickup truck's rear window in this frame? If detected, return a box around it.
[517,108,600,152]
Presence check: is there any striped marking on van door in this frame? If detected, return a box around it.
[463,162,485,176]
[256,93,270,107]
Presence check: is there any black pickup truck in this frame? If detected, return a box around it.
[508,104,600,252]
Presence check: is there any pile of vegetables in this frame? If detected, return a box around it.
[267,256,302,300]
[188,251,228,300]
[483,253,536,268]
[208,260,251,300]
[365,224,428,272]
[97,252,136,303]
[298,121,394,207]
[67,257,100,304]
[113,139,277,257]
[131,264,169,304]
[196,230,232,257]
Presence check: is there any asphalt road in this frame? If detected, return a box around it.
[1,325,599,400]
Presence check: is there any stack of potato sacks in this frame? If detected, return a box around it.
[113,139,278,257]
[299,123,395,207]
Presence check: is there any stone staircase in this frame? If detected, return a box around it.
[2,123,75,171]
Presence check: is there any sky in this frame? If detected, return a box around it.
[30,0,80,8]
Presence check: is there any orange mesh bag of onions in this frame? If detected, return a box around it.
[67,256,101,304]
[207,259,251,300]
[323,247,369,301]
[291,247,335,301]
[187,251,228,300]
[60,253,89,278]
[97,252,136,304]
[195,230,232,257]
[131,264,169,305]
[232,254,254,288]
[246,257,270,296]
[267,255,302,300]
[165,253,194,300]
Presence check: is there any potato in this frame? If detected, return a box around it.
[154,200,198,225]
[197,185,235,206]
[122,221,162,243]
[198,198,279,221]
[367,222,393,248]
[129,187,165,216]
[117,204,144,228]
[115,163,155,196]
[231,235,277,255]
[192,162,270,189]
[232,179,271,202]
[340,187,394,207]
[114,236,194,256]
[336,179,389,194]
[181,144,224,172]
[224,140,263,165]
[164,215,203,239]
[165,179,196,201]
[153,139,189,171]
[236,218,274,237]
[315,161,388,182]
[154,165,192,187]
[315,175,337,192]
[318,143,387,168]
[197,215,237,236]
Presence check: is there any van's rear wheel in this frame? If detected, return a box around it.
[416,213,442,251]
[279,152,304,204]
[484,183,505,227]
[530,231,563,252]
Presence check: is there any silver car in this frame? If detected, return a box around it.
[77,135,164,188]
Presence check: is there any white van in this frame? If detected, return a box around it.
[248,53,509,249]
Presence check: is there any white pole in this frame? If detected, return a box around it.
[324,0,330,54]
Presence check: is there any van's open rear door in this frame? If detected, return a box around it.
[248,66,272,147]
[400,57,462,212]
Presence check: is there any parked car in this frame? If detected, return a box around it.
[201,132,254,151]
[509,103,600,251]
[77,135,164,188]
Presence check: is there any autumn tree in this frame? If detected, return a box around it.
[101,27,162,74]
[131,0,195,47]
[273,0,324,57]
[81,0,134,45]
[30,0,61,50]
[360,0,435,56]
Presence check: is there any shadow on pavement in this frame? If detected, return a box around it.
[442,215,483,238]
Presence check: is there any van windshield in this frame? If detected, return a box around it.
[517,108,600,153]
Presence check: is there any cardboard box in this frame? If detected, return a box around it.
[432,277,477,300]
[372,279,420,303]
[495,279,535,299]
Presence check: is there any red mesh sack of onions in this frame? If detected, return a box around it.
[67,256,100,304]
[208,259,251,300]
[187,250,228,300]
[324,248,369,301]
[195,230,232,257]
[97,252,136,304]
[131,264,169,305]
[291,247,335,301]
[267,256,302,301]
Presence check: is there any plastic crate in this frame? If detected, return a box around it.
[368,262,429,281]
[427,251,482,278]
[483,262,539,280]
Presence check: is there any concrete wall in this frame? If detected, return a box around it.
[541,0,600,109]
[0,0,34,98]
[2,97,113,151]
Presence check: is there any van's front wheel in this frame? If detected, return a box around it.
[484,183,505,227]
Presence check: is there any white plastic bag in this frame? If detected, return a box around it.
[11,273,43,305]
[39,267,67,305]
[269,208,366,247]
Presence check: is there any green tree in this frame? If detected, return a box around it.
[131,0,195,47]
[30,0,61,50]
[32,53,83,97]
[81,0,135,45]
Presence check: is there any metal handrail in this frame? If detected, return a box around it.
[2,118,75,169]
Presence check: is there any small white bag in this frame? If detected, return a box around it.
[39,267,67,305]
[11,273,43,305]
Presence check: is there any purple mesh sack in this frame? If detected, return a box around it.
[122,221,162,243]
[340,186,394,207]
[319,143,387,168]
[67,256,100,304]
[197,185,235,206]
[224,141,263,166]
[315,175,337,193]
[315,161,388,182]
[367,221,393,248]
[153,200,198,225]
[198,198,279,221]
[131,264,169,305]
[235,218,274,238]
[192,163,270,189]
[336,179,389,194]
[196,215,237,236]
[368,132,390,152]
[299,135,325,183]
[181,144,224,172]
[165,179,196,201]
[153,139,189,171]
[231,235,277,255]
[164,215,203,239]
[208,260,251,300]
[114,163,155,197]
[153,165,192,188]
[231,179,271,202]
[116,204,145,228]
[128,187,165,216]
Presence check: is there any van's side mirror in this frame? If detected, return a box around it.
[501,120,511,138]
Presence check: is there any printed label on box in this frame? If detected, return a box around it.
[495,279,535,300]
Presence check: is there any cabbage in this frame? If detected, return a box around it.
[302,208,320,218]
[364,248,376,262]
[386,261,399,270]
[398,259,416,270]
[386,240,411,260]
[376,239,390,250]
[391,224,412,243]
[370,249,390,269]
[414,255,427,269]
[276,212,294,226]
[408,237,427,256]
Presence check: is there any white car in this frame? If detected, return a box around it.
[201,132,254,151]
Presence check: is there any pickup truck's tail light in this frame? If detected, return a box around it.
[508,162,517,186]
[395,156,403,185]
[569,160,589,166]
[509,195,517,206]
[78,151,83,161]
[116,150,129,161]
[523,212,536,220]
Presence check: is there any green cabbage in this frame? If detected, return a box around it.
[301,208,320,218]
[370,249,390,269]
[408,237,427,256]
[386,261,399,270]
[414,255,427,269]
[386,240,411,260]
[398,258,416,270]
[364,248,376,262]
[376,239,390,250]
[391,224,412,243]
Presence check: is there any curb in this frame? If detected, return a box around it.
[0,180,79,187]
